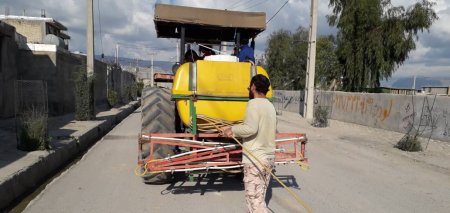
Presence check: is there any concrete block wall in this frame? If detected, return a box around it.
[0,24,18,118]
[73,55,108,107]
[94,61,107,106]
[17,48,108,116]
[107,64,122,97]
[1,20,44,44]
[273,90,304,114]
[274,90,450,142]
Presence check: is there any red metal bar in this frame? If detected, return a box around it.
[154,73,174,82]
[139,132,308,173]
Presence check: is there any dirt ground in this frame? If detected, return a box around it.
[23,110,450,213]
[276,111,450,212]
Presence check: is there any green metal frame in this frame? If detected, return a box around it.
[189,99,197,134]
[172,94,273,102]
[175,94,273,135]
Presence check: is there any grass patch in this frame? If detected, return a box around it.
[312,106,329,128]
[17,107,49,151]
[396,134,422,152]
[136,80,144,97]
[107,90,118,108]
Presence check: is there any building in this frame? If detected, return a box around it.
[421,86,450,96]
[0,15,70,49]
[369,87,417,95]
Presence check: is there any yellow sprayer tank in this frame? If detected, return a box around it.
[172,60,272,127]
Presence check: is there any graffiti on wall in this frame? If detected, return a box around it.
[273,91,302,109]
[333,94,393,124]
[400,101,416,131]
[443,109,450,138]
[418,97,439,134]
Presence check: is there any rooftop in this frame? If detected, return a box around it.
[154,4,266,43]
[0,15,68,31]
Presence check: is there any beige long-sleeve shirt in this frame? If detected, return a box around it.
[231,98,277,166]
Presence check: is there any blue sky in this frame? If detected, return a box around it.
[2,0,449,79]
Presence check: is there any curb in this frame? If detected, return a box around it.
[0,101,140,209]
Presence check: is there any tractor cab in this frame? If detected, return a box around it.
[154,3,266,65]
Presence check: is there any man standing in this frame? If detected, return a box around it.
[221,74,277,213]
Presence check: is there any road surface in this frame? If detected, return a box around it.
[24,110,450,213]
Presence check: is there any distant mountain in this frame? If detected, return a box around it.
[382,76,450,90]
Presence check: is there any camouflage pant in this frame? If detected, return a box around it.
[243,159,274,213]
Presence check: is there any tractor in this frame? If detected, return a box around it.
[137,4,307,184]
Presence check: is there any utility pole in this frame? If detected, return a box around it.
[87,0,94,77]
[115,43,120,65]
[149,53,156,86]
[86,0,95,118]
[303,0,318,121]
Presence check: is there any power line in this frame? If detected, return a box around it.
[225,0,241,9]
[266,0,289,24]
[242,0,269,11]
[227,0,251,10]
[229,0,254,10]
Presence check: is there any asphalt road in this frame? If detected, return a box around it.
[24,110,450,213]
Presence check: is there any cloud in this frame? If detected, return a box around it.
[2,0,449,78]
[394,0,450,77]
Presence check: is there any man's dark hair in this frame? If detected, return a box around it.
[241,37,249,45]
[250,74,271,95]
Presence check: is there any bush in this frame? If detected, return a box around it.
[107,90,118,108]
[312,106,329,127]
[136,80,144,97]
[122,85,131,103]
[17,107,49,151]
[130,82,138,100]
[396,135,422,152]
[74,65,95,120]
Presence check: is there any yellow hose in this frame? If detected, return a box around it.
[137,114,312,212]
[134,159,164,177]
[204,116,313,213]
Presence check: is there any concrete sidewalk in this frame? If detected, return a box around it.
[0,101,140,209]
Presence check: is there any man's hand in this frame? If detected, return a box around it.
[220,126,234,138]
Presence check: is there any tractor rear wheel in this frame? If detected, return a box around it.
[140,87,175,184]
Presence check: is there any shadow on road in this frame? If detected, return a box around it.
[162,173,244,195]
[266,174,301,206]
[161,173,301,205]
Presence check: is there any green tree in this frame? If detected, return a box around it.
[265,27,308,90]
[328,0,438,91]
[316,35,343,90]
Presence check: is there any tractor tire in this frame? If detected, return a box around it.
[140,87,175,184]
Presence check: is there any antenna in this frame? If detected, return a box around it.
[5,7,10,16]
[41,9,46,17]
[23,9,26,16]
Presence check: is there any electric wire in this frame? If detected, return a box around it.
[225,0,242,9]
[228,0,253,10]
[229,0,254,10]
[242,0,269,11]
[266,0,289,24]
